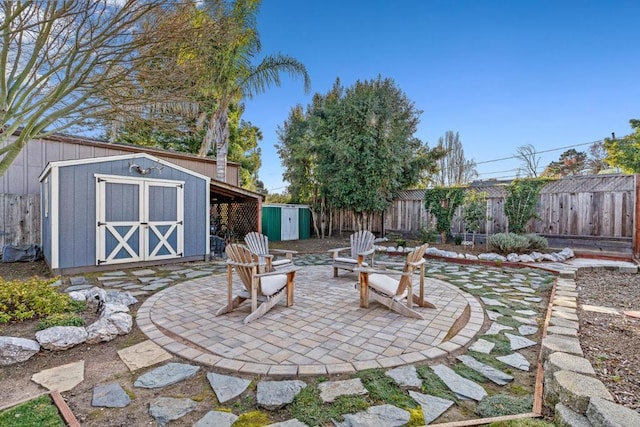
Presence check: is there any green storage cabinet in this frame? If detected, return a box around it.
[262,204,310,241]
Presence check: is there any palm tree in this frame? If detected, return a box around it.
[198,0,310,182]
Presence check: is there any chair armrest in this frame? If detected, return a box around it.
[357,248,375,256]
[354,267,412,277]
[255,266,300,277]
[407,259,426,267]
[226,260,260,268]
[328,247,351,258]
[272,249,298,255]
[373,260,405,267]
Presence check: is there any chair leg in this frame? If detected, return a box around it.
[411,293,436,309]
[370,292,424,319]
[286,272,295,307]
[333,267,339,278]
[215,296,246,316]
[359,273,369,308]
[243,292,286,324]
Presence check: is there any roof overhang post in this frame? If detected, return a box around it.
[634,174,640,259]
[257,197,262,234]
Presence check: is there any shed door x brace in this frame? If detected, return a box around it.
[95,175,184,266]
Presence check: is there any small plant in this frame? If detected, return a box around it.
[476,394,533,417]
[233,410,270,427]
[396,239,407,247]
[488,233,530,254]
[0,277,78,323]
[524,234,548,251]
[419,225,439,243]
[453,235,463,245]
[37,313,84,330]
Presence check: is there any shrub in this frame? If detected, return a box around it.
[419,225,439,243]
[487,233,530,254]
[37,313,85,330]
[0,277,77,323]
[524,234,548,251]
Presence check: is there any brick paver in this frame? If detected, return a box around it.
[137,265,482,375]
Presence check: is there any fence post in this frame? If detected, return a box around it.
[634,174,640,259]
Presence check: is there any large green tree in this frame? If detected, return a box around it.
[278,77,442,235]
[604,119,640,173]
[0,0,161,176]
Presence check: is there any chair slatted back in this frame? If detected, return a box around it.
[244,232,270,263]
[350,230,375,259]
[226,243,261,295]
[395,244,429,296]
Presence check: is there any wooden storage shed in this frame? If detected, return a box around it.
[39,153,210,274]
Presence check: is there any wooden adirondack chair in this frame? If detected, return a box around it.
[244,232,297,272]
[216,244,298,324]
[356,244,435,319]
[328,230,376,277]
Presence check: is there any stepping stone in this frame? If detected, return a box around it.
[194,410,239,427]
[624,310,640,319]
[515,309,537,316]
[582,304,619,315]
[504,333,537,351]
[31,360,84,392]
[319,378,368,403]
[586,396,640,427]
[408,391,454,424]
[186,271,209,279]
[546,326,577,336]
[64,284,93,292]
[121,284,144,290]
[118,340,172,371]
[207,372,251,403]
[469,339,495,354]
[385,365,422,390]
[486,310,502,321]
[257,380,307,410]
[549,317,579,330]
[545,352,595,378]
[524,296,542,303]
[518,325,538,336]
[512,316,538,326]
[496,353,530,371]
[134,363,199,388]
[140,282,170,291]
[92,383,131,408]
[338,404,410,427]
[481,297,507,307]
[49,280,63,287]
[148,397,197,427]
[514,286,535,294]
[132,269,157,276]
[431,364,487,401]
[70,277,89,286]
[484,323,512,335]
[103,271,127,276]
[464,284,483,290]
[456,355,514,385]
[542,335,583,358]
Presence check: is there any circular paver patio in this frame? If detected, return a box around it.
[137,265,483,376]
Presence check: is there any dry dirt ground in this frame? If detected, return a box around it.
[1,236,639,423]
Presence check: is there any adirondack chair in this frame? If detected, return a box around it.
[356,244,435,319]
[328,230,376,277]
[216,244,298,324]
[244,232,297,272]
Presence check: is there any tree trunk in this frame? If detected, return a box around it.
[200,107,229,183]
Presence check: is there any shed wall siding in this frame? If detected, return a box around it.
[55,156,207,269]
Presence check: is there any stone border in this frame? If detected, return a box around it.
[136,276,485,376]
[541,264,640,426]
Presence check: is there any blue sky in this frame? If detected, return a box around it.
[242,0,640,193]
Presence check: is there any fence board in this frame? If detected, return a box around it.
[0,194,41,251]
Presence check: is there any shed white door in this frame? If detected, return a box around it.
[280,207,299,241]
[96,176,184,265]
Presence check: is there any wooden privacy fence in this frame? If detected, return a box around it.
[0,194,40,250]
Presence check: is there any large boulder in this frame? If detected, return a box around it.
[86,318,120,344]
[35,326,88,351]
[0,336,40,365]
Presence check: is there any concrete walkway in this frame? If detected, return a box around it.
[137,266,484,376]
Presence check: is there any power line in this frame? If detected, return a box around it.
[475,139,601,166]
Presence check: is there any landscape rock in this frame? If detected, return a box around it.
[586,396,640,427]
[504,332,537,350]
[193,410,239,427]
[105,290,138,306]
[496,353,531,371]
[206,372,251,403]
[318,378,368,403]
[431,364,487,401]
[107,312,133,335]
[92,383,131,408]
[542,335,584,358]
[478,253,507,262]
[257,380,307,410]
[554,403,591,427]
[85,318,120,344]
[0,336,40,365]
[548,370,613,413]
[338,404,411,427]
[148,397,197,427]
[457,355,514,385]
[35,326,88,350]
[266,419,308,427]
[134,363,200,389]
[100,302,129,317]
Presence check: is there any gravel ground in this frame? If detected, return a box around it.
[576,270,640,412]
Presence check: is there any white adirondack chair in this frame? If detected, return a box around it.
[328,230,376,277]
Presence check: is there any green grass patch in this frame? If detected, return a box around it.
[356,369,417,409]
[288,384,368,426]
[479,335,512,355]
[0,395,65,427]
[476,394,533,417]
[451,363,489,383]
[37,313,84,330]
[495,316,523,329]
[415,365,457,401]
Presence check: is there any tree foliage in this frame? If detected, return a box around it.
[0,0,161,176]
[504,178,552,234]
[461,190,487,241]
[434,131,477,186]
[604,119,640,173]
[278,77,443,235]
[541,149,587,177]
[423,186,465,242]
